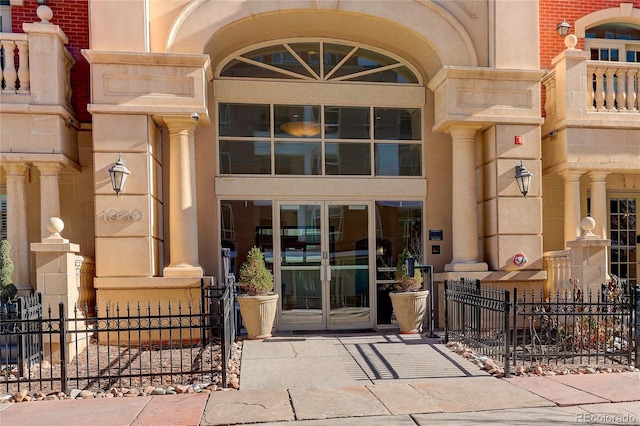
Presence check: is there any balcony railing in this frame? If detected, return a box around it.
[588,61,640,112]
[0,34,29,93]
[543,250,571,296]
[1,30,74,110]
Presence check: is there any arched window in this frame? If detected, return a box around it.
[220,41,419,84]
[585,23,640,62]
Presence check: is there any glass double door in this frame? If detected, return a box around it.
[276,201,373,330]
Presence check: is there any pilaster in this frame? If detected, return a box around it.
[445,125,487,272]
[33,161,62,240]
[562,170,585,247]
[162,116,203,277]
[588,171,609,240]
[3,162,31,293]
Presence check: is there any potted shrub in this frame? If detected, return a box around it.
[236,246,278,339]
[389,248,429,333]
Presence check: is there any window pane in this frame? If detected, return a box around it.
[274,105,321,138]
[375,201,423,324]
[220,58,300,79]
[325,143,371,175]
[219,104,270,137]
[611,49,619,61]
[288,42,321,76]
[220,140,271,174]
[374,108,420,140]
[324,106,370,139]
[221,200,273,275]
[275,142,321,175]
[375,143,421,176]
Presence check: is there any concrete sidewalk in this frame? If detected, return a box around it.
[1,332,639,425]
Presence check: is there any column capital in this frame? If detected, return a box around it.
[3,162,30,175]
[561,169,585,182]
[587,170,609,182]
[161,115,199,135]
[445,123,483,140]
[33,161,63,176]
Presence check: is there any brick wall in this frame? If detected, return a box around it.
[12,0,90,123]
[540,0,640,68]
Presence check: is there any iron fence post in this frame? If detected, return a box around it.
[512,287,517,367]
[504,289,511,378]
[58,302,68,394]
[635,284,640,368]
[444,280,449,343]
[475,279,481,340]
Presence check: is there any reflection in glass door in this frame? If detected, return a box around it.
[277,202,372,330]
[328,203,371,327]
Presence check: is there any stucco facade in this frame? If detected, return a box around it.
[1,0,636,332]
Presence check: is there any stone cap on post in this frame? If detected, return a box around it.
[31,217,79,253]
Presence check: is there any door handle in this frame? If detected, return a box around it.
[320,265,326,282]
[326,265,331,282]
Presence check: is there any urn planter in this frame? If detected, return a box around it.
[389,290,429,334]
[237,293,279,339]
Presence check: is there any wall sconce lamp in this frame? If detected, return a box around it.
[108,154,131,197]
[556,20,571,37]
[36,0,48,4]
[514,160,532,198]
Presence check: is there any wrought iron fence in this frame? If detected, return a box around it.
[0,293,43,377]
[445,278,639,377]
[514,282,635,368]
[0,278,236,395]
[444,278,511,374]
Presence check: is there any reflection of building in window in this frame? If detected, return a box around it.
[220,203,235,241]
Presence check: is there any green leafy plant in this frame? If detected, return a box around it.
[394,248,423,292]
[238,246,274,296]
[0,240,17,303]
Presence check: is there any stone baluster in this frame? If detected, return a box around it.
[594,68,605,110]
[15,39,30,93]
[587,69,595,111]
[615,69,626,111]
[1,40,18,92]
[604,68,616,111]
[625,69,636,112]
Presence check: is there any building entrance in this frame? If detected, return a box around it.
[275,201,374,330]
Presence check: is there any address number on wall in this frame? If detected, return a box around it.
[99,209,144,221]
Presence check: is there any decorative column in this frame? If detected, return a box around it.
[588,171,609,239]
[445,125,487,272]
[562,170,584,248]
[3,162,31,293]
[163,116,203,277]
[33,162,62,240]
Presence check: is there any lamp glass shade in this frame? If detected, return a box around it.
[108,155,131,196]
[514,163,532,198]
[556,21,571,37]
